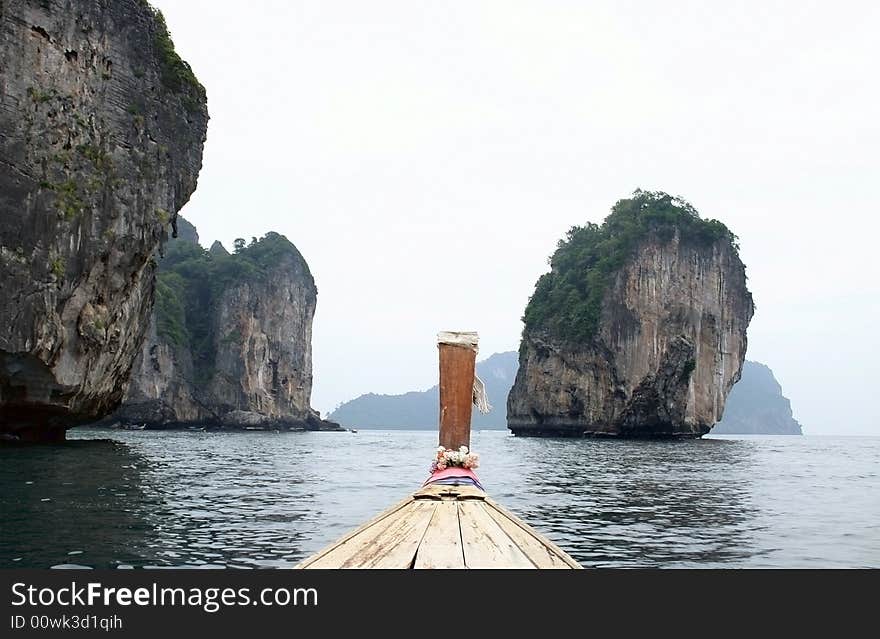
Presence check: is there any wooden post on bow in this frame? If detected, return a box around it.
[437,331,478,450]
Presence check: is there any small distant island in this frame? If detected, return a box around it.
[330,351,802,435]
[329,352,517,430]
[713,361,802,435]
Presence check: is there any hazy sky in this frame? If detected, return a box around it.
[153,1,879,434]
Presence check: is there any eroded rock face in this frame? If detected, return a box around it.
[112,229,340,431]
[118,313,203,425]
[0,0,208,440]
[509,230,754,438]
[209,254,317,424]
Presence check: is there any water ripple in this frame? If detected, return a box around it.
[1,430,877,568]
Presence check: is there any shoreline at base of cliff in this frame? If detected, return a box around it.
[92,412,345,433]
[508,425,708,439]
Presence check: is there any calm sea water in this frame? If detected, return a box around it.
[1,429,877,568]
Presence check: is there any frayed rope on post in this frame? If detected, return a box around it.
[473,374,492,414]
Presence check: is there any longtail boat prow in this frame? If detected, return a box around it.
[297,331,582,569]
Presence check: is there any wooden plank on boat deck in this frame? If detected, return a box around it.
[458,500,537,569]
[413,501,465,569]
[306,507,414,568]
[484,499,582,569]
[344,502,436,569]
[297,495,416,568]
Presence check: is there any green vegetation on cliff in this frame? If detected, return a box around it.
[522,190,739,343]
[155,231,309,381]
[137,1,206,106]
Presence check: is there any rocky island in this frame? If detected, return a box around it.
[0,0,208,441]
[508,191,754,437]
[713,361,802,435]
[103,219,341,431]
[330,350,801,435]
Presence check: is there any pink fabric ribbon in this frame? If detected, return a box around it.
[423,467,481,486]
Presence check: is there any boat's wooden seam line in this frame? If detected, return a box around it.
[458,500,536,569]
[338,504,421,568]
[482,503,572,568]
[412,500,466,569]
[411,504,439,569]
[407,503,437,569]
[488,503,541,569]
[343,502,435,568]
[456,501,467,570]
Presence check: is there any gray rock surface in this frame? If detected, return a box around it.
[0,0,208,441]
[509,201,754,438]
[110,225,341,431]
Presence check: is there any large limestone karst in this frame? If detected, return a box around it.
[108,222,341,431]
[0,0,208,440]
[508,191,754,438]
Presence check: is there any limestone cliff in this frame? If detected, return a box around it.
[0,0,208,441]
[713,361,802,435]
[110,223,340,431]
[508,191,754,437]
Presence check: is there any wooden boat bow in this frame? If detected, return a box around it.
[296,331,582,569]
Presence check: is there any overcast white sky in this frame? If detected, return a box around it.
[153,1,879,434]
